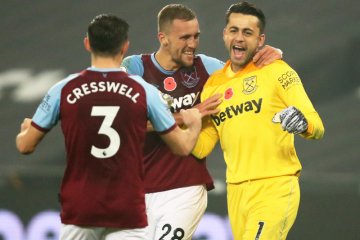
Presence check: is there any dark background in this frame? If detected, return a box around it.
[0,1,359,239]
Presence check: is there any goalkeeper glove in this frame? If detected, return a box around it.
[273,106,308,134]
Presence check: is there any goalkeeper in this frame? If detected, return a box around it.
[192,2,324,239]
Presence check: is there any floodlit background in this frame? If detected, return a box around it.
[0,1,359,239]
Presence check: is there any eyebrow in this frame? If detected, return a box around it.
[228,26,254,32]
[179,31,200,38]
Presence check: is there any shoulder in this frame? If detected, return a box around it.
[197,54,225,74]
[262,60,295,75]
[261,60,302,89]
[49,73,80,94]
[197,54,224,65]
[121,54,144,75]
[127,74,157,93]
[122,54,143,63]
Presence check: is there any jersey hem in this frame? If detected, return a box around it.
[145,182,215,193]
[31,121,50,132]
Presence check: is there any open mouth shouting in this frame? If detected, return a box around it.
[232,45,246,60]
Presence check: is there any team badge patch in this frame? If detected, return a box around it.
[180,67,200,88]
[242,76,257,94]
[163,77,177,91]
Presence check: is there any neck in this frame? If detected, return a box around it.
[230,64,242,73]
[91,54,122,69]
[230,61,256,74]
[155,48,179,71]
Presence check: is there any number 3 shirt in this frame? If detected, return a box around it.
[31,67,176,228]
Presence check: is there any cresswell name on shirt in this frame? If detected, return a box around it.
[211,98,262,126]
[66,81,140,104]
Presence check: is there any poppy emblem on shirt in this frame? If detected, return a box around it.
[224,88,234,100]
[242,76,257,94]
[163,77,177,91]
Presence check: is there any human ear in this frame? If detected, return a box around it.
[84,37,91,52]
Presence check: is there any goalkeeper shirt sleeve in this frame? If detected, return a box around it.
[300,112,324,139]
[192,116,219,159]
[269,61,325,140]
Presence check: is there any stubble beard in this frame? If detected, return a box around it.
[174,54,194,69]
[231,49,256,71]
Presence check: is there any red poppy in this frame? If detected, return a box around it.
[224,88,233,100]
[164,77,177,91]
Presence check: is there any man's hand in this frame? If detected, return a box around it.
[19,118,32,133]
[149,93,222,132]
[160,108,202,156]
[253,45,283,67]
[194,93,222,118]
[273,106,308,134]
[180,108,202,132]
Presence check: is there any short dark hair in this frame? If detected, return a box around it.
[87,14,129,56]
[157,4,197,32]
[225,2,266,33]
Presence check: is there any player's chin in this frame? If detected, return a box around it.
[182,55,194,67]
[231,54,249,67]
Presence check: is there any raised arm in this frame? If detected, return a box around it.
[271,62,325,140]
[160,108,202,156]
[192,116,219,159]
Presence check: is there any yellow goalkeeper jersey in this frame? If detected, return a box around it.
[193,60,324,183]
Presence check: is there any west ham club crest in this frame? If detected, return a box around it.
[242,76,258,94]
[180,67,200,88]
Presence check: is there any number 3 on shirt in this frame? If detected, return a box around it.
[90,106,120,159]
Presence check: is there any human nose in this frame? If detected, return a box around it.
[234,32,244,41]
[187,37,198,48]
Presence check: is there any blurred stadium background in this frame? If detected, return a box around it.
[0,1,359,239]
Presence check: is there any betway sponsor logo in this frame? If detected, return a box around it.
[171,91,200,112]
[211,98,262,126]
